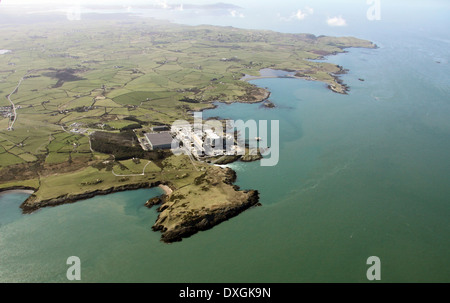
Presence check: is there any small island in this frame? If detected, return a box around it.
[262,100,276,109]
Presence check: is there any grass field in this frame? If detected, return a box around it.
[112,159,161,175]
[30,154,203,201]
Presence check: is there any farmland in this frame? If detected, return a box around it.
[0,18,375,241]
[0,19,375,174]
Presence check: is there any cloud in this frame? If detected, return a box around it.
[279,6,314,22]
[155,0,171,10]
[294,9,307,20]
[327,15,347,26]
[229,9,244,18]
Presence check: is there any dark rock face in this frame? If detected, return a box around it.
[211,155,241,165]
[145,196,165,208]
[0,186,36,193]
[223,168,237,184]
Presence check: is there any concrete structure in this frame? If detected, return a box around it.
[171,125,241,159]
[145,132,173,150]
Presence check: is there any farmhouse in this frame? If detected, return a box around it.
[145,132,173,150]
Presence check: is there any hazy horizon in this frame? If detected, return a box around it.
[1,0,449,41]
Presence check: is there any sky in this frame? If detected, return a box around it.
[1,0,449,38]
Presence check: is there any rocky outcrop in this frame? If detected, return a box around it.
[210,155,241,165]
[209,150,263,165]
[145,195,166,209]
[151,165,260,243]
[262,100,275,108]
[240,151,263,162]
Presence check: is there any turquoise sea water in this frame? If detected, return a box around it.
[0,2,449,282]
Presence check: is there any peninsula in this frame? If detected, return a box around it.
[0,18,376,242]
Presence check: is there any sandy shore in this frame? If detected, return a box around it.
[158,184,173,196]
[0,189,34,197]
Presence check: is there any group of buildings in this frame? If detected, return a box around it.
[171,124,229,158]
[0,106,12,119]
[143,125,242,159]
[68,122,88,134]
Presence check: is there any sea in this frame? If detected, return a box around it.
[0,1,449,282]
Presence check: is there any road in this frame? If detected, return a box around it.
[6,72,30,131]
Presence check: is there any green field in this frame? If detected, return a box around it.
[112,159,162,175]
[30,155,203,201]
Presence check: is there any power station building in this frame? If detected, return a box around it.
[145,132,173,150]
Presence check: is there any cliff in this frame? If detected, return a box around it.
[151,166,261,243]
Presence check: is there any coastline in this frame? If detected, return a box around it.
[19,181,164,214]
[240,40,378,95]
[241,68,350,95]
[9,164,260,244]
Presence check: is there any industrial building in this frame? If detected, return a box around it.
[145,132,173,150]
[171,125,240,159]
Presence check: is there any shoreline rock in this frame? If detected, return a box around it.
[262,100,276,108]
